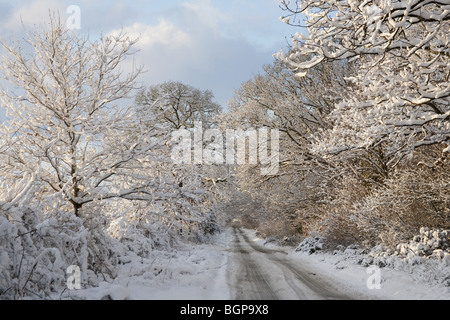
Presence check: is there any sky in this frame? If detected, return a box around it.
[0,0,299,121]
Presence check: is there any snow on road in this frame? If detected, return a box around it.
[229,227,353,300]
[65,228,450,300]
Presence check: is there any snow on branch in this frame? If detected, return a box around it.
[280,0,449,159]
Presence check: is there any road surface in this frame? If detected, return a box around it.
[227,227,354,300]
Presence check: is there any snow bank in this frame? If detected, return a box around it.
[59,228,233,300]
[295,237,325,254]
[293,229,450,299]
[362,228,450,287]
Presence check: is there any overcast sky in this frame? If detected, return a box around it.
[0,0,299,120]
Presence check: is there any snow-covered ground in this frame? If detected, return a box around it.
[61,228,450,300]
[61,230,233,300]
[283,240,450,300]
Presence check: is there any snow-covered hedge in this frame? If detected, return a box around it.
[0,203,90,299]
[296,228,450,287]
[295,237,325,254]
[362,228,450,287]
[363,228,450,268]
[394,228,450,260]
[0,196,220,299]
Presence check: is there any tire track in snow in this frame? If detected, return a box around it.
[230,227,279,300]
[229,228,352,300]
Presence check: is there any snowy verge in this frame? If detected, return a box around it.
[292,248,450,300]
[58,229,233,300]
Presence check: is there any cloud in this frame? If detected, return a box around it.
[180,0,229,36]
[0,2,14,23]
[110,20,192,49]
[0,0,292,109]
[105,3,275,106]
[3,0,65,30]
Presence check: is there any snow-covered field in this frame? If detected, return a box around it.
[61,228,450,300]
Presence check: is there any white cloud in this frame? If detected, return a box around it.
[110,20,192,49]
[0,0,292,108]
[181,0,228,36]
[103,0,286,106]
[4,0,65,30]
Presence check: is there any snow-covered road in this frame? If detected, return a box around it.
[66,227,449,300]
[228,227,353,300]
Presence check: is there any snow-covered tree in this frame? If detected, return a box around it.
[274,0,450,247]
[0,16,163,218]
[135,81,230,237]
[280,0,450,162]
[0,16,224,299]
[220,57,353,240]
[136,81,222,130]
